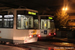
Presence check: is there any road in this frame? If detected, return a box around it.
[0,44,29,50]
[0,38,75,50]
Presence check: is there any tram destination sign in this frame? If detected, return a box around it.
[48,17,53,19]
[28,11,36,15]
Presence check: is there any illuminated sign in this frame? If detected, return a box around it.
[28,12,32,14]
[32,12,36,15]
[28,11,36,15]
[48,17,53,19]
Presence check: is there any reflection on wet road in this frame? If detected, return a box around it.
[0,39,75,50]
[0,45,29,50]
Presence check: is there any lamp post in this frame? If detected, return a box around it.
[62,7,68,37]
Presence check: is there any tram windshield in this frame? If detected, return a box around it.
[41,17,55,29]
[17,10,39,29]
[17,15,33,29]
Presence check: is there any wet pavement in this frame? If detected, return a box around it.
[0,38,75,50]
[20,41,75,50]
[38,39,75,47]
[0,44,29,50]
[52,37,75,43]
[0,43,75,50]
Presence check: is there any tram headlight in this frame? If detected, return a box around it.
[29,35,33,37]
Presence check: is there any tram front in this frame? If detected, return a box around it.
[38,15,56,39]
[16,9,39,43]
[0,8,39,44]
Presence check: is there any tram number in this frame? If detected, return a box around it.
[44,30,47,34]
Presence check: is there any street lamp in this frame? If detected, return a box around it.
[65,8,68,10]
[63,8,65,10]
[62,7,68,11]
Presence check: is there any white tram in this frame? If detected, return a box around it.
[38,15,56,39]
[0,8,56,44]
[0,8,40,44]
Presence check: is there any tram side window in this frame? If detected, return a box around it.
[3,15,14,28]
[0,19,2,27]
[0,15,2,27]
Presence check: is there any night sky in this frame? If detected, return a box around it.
[0,0,63,8]
[0,0,74,14]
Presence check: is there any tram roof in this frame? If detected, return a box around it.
[1,8,38,13]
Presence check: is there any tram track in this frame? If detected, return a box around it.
[0,41,61,50]
[0,41,49,50]
[0,41,75,50]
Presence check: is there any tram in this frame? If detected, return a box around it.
[0,8,39,44]
[38,15,56,39]
[0,8,56,44]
